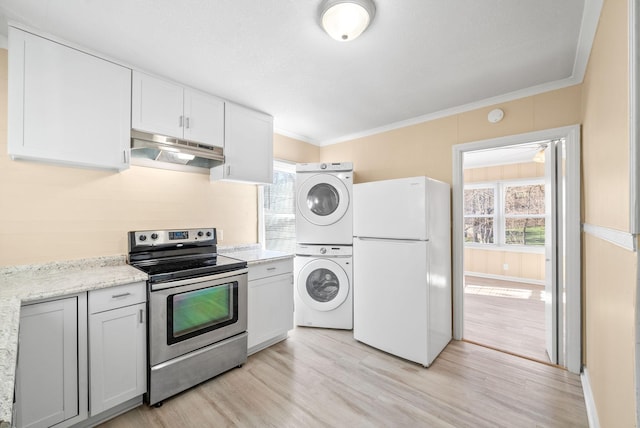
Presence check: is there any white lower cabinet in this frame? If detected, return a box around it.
[13,283,147,428]
[15,294,88,428]
[88,283,146,416]
[247,259,294,355]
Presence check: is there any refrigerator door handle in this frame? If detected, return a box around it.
[354,237,429,243]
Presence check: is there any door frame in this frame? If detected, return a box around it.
[452,124,581,373]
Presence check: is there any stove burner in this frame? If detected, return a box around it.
[127,228,247,285]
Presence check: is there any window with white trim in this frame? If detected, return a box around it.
[463,184,496,244]
[259,160,296,253]
[464,179,545,250]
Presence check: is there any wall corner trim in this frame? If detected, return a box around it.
[582,224,637,252]
[581,368,601,428]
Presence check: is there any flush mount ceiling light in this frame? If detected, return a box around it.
[320,0,376,42]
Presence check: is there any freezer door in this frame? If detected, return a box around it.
[353,237,431,365]
[353,177,429,240]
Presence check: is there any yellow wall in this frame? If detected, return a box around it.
[580,0,637,426]
[274,133,320,164]
[582,1,630,231]
[584,235,637,427]
[463,161,545,281]
[320,84,582,184]
[0,49,317,267]
[464,247,545,281]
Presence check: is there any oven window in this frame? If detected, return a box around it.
[167,282,238,344]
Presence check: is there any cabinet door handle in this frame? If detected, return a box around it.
[139,309,144,324]
[226,165,231,176]
[112,292,131,299]
[185,117,190,129]
[123,149,128,164]
[179,115,184,128]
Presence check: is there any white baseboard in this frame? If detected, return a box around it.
[581,368,600,428]
[464,271,545,286]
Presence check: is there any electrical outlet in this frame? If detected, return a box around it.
[503,263,509,270]
[218,229,224,241]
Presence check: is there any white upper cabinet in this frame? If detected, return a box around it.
[211,103,274,184]
[132,71,224,148]
[183,88,225,146]
[8,27,132,171]
[131,72,184,139]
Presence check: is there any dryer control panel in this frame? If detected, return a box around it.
[296,162,353,173]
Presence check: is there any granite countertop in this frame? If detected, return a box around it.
[0,256,148,428]
[219,244,293,264]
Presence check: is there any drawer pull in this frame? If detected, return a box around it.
[112,292,132,299]
[266,267,277,271]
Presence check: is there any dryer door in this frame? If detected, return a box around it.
[297,258,349,311]
[297,174,350,226]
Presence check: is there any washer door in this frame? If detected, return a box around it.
[297,259,349,311]
[297,174,349,226]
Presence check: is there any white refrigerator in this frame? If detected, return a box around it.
[353,176,451,367]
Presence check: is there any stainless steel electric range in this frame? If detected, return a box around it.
[128,227,248,406]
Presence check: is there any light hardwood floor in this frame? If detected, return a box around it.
[463,275,550,363]
[100,327,587,427]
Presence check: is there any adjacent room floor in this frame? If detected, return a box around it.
[100,327,587,427]
[463,275,550,363]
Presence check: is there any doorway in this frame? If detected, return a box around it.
[452,125,581,373]
[461,142,550,363]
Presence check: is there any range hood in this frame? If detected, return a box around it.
[130,130,224,174]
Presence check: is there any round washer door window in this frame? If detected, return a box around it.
[307,183,339,216]
[297,259,349,311]
[297,174,349,226]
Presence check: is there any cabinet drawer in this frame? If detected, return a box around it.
[89,282,146,314]
[248,258,293,281]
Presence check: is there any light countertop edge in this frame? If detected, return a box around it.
[0,256,148,427]
[219,247,294,264]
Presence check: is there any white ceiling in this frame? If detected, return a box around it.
[0,0,599,146]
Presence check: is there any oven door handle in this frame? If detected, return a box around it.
[150,268,249,291]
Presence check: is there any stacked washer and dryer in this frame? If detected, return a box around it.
[294,162,354,330]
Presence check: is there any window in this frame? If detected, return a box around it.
[463,185,496,244]
[503,184,545,246]
[463,180,545,249]
[260,160,296,253]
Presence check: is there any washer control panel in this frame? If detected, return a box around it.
[295,244,352,257]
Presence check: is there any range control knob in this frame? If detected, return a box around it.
[206,231,212,237]
[320,247,327,254]
[139,235,147,242]
[197,231,204,237]
[151,233,158,240]
[320,163,327,170]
